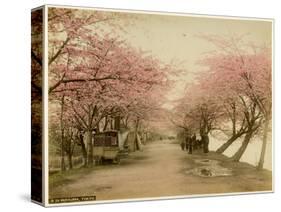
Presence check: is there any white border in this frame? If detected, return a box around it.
[46,190,273,207]
[39,4,274,207]
[271,18,275,192]
[43,5,49,206]
[45,4,273,22]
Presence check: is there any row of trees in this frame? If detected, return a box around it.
[172,35,271,170]
[32,8,172,170]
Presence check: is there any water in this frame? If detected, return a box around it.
[209,134,272,171]
[186,159,233,177]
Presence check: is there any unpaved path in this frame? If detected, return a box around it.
[49,140,272,201]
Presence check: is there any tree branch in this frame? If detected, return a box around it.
[49,37,70,66]
[31,50,42,66]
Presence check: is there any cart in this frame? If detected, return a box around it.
[93,130,120,164]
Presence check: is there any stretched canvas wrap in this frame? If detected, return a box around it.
[31,5,273,207]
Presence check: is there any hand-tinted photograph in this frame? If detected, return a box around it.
[31,5,273,206]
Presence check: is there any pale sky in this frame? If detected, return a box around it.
[112,11,272,109]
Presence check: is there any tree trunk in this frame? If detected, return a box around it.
[103,116,108,131]
[257,117,270,170]
[79,133,87,167]
[96,122,100,133]
[114,116,120,130]
[125,116,129,128]
[216,133,240,154]
[110,118,113,130]
[67,153,73,169]
[135,119,140,150]
[60,95,66,172]
[60,142,66,171]
[231,131,252,162]
[203,135,209,153]
[85,130,93,167]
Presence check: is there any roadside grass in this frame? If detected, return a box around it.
[49,162,123,188]
[49,167,93,188]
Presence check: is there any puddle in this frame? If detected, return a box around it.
[194,159,220,165]
[186,159,232,177]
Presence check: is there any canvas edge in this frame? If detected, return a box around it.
[271,19,275,193]
[30,6,44,207]
[30,4,275,207]
[45,190,274,207]
[41,4,274,22]
[42,4,49,207]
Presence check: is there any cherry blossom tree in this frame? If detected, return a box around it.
[43,8,171,168]
[172,80,223,153]
[49,30,170,167]
[197,35,271,164]
[172,34,271,164]
[32,7,124,94]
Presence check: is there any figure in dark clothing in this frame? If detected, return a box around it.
[180,140,185,151]
[185,136,190,152]
[189,138,193,154]
[191,134,197,150]
[186,135,193,154]
[196,139,202,149]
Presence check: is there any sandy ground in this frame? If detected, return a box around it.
[49,139,272,201]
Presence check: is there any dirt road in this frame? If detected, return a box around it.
[49,140,272,201]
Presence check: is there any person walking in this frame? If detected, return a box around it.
[180,140,185,150]
[185,135,189,152]
[191,133,196,150]
[186,135,193,154]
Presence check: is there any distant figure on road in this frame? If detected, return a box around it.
[191,134,196,150]
[196,139,202,149]
[185,136,189,151]
[180,140,185,151]
[186,135,193,154]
